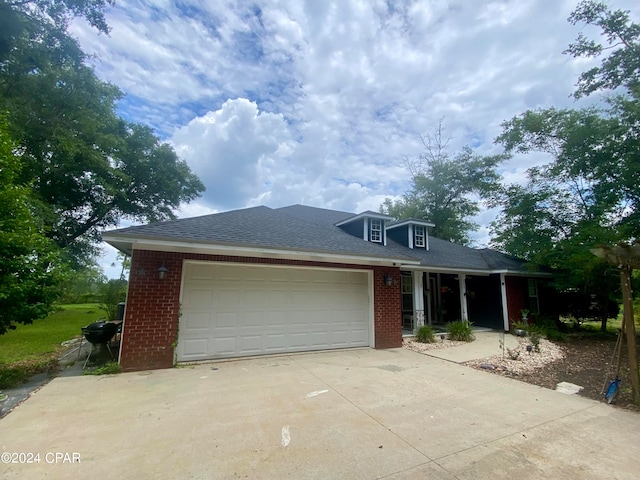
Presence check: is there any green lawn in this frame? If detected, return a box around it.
[0,303,106,365]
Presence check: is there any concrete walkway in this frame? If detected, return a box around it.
[423,330,520,363]
[1,347,638,479]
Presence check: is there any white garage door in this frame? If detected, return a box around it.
[177,262,371,361]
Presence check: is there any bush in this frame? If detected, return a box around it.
[0,356,58,389]
[447,320,475,342]
[83,361,121,376]
[415,325,436,343]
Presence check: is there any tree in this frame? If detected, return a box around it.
[0,1,205,266]
[382,123,507,245]
[565,0,640,98]
[0,118,68,334]
[490,0,640,330]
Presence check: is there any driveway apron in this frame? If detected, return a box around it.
[1,348,638,479]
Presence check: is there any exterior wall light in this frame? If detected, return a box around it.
[157,264,168,280]
[383,274,394,286]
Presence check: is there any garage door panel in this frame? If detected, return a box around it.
[178,264,371,361]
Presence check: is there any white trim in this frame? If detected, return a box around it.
[500,273,509,331]
[408,224,414,249]
[412,271,424,330]
[386,219,435,229]
[335,211,394,227]
[459,273,468,321]
[363,217,369,241]
[370,218,383,243]
[400,265,492,275]
[414,225,426,248]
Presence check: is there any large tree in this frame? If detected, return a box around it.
[490,0,640,329]
[382,124,506,245]
[1,0,205,265]
[0,118,68,333]
[0,0,204,332]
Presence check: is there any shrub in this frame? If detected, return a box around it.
[447,320,474,342]
[529,331,542,352]
[83,362,121,376]
[0,356,58,389]
[415,325,436,343]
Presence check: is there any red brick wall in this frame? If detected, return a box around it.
[373,268,402,348]
[505,276,527,329]
[119,251,183,371]
[119,250,403,371]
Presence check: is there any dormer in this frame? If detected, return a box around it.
[335,211,394,245]
[386,219,435,250]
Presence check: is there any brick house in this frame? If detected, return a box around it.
[103,204,555,371]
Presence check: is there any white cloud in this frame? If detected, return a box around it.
[66,0,639,275]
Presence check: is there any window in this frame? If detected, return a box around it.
[370,219,382,243]
[414,225,426,248]
[401,274,413,312]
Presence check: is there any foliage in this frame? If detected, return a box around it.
[565,0,640,98]
[446,320,475,342]
[82,361,121,376]
[529,331,542,353]
[0,304,105,364]
[0,118,69,334]
[382,123,507,245]
[98,279,127,321]
[511,321,528,334]
[59,264,106,304]
[490,1,640,332]
[0,356,59,389]
[415,325,436,343]
[0,0,205,268]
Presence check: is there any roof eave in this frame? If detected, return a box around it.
[102,234,420,267]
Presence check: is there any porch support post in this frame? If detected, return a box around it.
[500,273,509,331]
[424,272,432,325]
[412,270,425,330]
[458,274,468,321]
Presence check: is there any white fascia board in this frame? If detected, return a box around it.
[400,265,554,277]
[386,219,435,229]
[400,265,492,275]
[102,235,420,267]
[335,211,394,226]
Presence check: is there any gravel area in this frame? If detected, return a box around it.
[463,338,565,375]
[403,337,565,375]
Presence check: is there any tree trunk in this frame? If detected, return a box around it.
[620,266,639,404]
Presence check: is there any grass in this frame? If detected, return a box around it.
[0,303,105,364]
[0,304,106,389]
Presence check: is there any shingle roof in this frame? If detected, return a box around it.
[104,205,416,262]
[104,204,537,273]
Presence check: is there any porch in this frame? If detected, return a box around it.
[400,270,511,334]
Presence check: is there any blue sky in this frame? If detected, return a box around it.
[69,0,637,277]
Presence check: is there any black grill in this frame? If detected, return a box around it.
[82,321,118,345]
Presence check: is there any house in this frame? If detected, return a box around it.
[103,204,555,371]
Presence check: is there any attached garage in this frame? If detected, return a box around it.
[177,261,373,361]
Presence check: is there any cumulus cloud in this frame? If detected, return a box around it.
[70,0,637,232]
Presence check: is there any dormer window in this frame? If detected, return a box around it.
[370,219,382,243]
[414,226,426,248]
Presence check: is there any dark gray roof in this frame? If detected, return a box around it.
[104,204,537,273]
[104,205,416,262]
[276,204,353,226]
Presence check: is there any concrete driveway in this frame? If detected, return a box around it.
[1,347,639,479]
